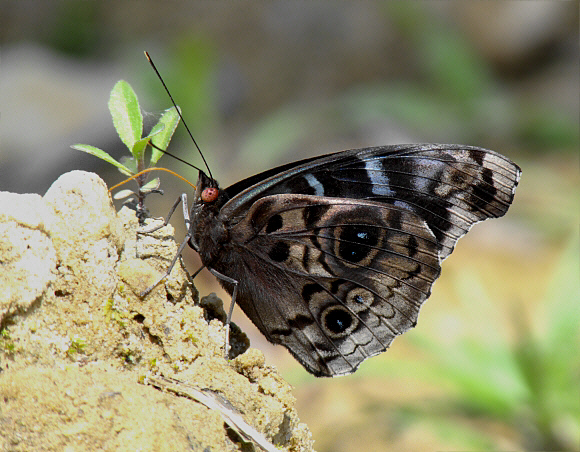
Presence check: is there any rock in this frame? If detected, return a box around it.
[0,192,56,315]
[0,171,314,452]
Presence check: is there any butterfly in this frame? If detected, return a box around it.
[141,143,521,377]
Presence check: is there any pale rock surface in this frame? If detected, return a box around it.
[0,171,314,452]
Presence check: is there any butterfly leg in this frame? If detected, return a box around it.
[139,234,192,297]
[208,268,239,360]
[138,193,193,297]
[138,193,190,234]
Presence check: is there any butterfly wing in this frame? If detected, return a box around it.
[226,195,440,376]
[222,144,521,259]
[208,145,520,376]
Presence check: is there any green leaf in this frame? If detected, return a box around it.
[146,121,165,139]
[108,80,143,151]
[71,144,133,175]
[113,189,136,200]
[150,106,180,165]
[141,177,161,192]
[131,136,150,162]
[119,156,137,174]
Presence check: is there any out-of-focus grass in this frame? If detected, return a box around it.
[404,236,579,451]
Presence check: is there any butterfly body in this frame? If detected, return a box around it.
[156,144,520,377]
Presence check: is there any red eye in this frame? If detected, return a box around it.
[201,187,219,203]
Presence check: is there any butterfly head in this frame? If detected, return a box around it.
[201,186,219,203]
[191,170,230,262]
[195,170,226,207]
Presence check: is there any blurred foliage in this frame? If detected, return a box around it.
[45,0,101,57]
[238,1,577,173]
[517,107,580,151]
[386,1,495,103]
[386,1,578,152]
[373,236,579,451]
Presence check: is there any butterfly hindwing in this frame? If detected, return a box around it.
[225,195,441,376]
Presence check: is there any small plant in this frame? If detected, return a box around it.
[67,336,86,357]
[104,297,126,328]
[1,328,15,354]
[119,347,138,365]
[72,80,180,222]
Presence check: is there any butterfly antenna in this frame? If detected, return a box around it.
[145,51,214,182]
[149,141,203,172]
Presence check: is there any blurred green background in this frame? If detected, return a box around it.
[1,1,578,451]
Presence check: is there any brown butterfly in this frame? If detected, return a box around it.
[140,143,521,377]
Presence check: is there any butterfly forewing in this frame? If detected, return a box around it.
[194,144,521,376]
[221,144,520,259]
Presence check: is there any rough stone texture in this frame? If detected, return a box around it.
[0,193,56,314]
[0,171,314,452]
